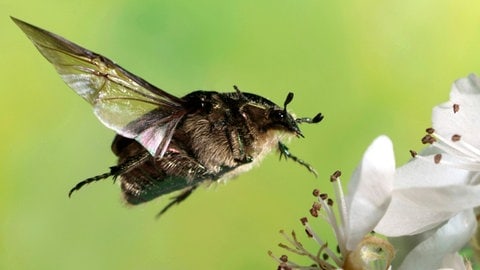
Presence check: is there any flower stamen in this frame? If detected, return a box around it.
[416,129,480,171]
[275,169,394,269]
[453,103,460,113]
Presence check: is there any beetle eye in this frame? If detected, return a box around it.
[270,110,285,122]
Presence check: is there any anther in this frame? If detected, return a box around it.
[409,150,417,157]
[426,127,435,134]
[312,202,321,211]
[421,134,436,144]
[421,135,429,144]
[305,228,313,238]
[453,104,460,113]
[434,154,442,164]
[300,217,308,225]
[330,170,341,182]
[280,255,289,263]
[452,134,461,142]
[327,198,334,206]
[313,189,321,197]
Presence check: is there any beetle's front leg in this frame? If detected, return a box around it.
[278,141,318,177]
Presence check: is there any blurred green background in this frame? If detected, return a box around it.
[2,0,480,269]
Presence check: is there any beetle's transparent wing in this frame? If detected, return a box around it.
[12,17,186,157]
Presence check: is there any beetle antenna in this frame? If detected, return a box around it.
[296,112,324,124]
[283,92,294,112]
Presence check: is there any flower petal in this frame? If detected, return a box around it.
[345,135,395,250]
[394,181,480,212]
[440,253,470,270]
[375,148,473,236]
[392,210,476,270]
[433,74,480,148]
[394,150,471,189]
[376,180,480,236]
[375,192,457,236]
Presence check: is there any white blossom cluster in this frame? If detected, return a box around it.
[271,74,480,270]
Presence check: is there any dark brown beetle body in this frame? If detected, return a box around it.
[12,17,323,216]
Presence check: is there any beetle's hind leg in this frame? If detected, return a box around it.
[278,141,318,177]
[68,152,150,197]
[155,185,198,219]
[68,170,116,197]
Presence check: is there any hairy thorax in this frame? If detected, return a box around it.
[176,109,294,182]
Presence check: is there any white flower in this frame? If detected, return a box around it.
[440,252,473,270]
[376,74,480,236]
[270,135,395,270]
[374,74,480,268]
[388,210,476,270]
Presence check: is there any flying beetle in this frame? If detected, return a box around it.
[12,17,323,217]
